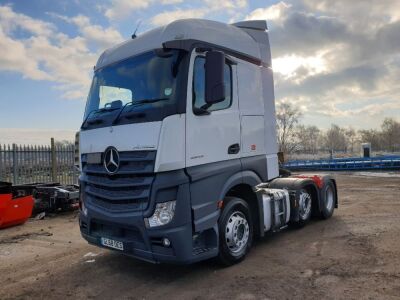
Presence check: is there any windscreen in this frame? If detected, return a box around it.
[83,49,186,129]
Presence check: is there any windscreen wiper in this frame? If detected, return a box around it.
[112,97,169,125]
[81,107,120,129]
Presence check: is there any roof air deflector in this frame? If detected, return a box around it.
[232,20,268,31]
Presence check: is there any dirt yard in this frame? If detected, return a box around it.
[1,173,399,299]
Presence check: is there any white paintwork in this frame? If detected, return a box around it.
[240,116,265,157]
[79,122,161,154]
[96,19,264,70]
[234,24,272,67]
[237,61,264,116]
[154,114,186,172]
[185,50,241,167]
[236,58,278,179]
[84,18,280,176]
[261,67,278,156]
[262,194,272,231]
[237,59,266,161]
[266,154,279,179]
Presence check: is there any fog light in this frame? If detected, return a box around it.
[162,238,171,247]
[145,200,176,228]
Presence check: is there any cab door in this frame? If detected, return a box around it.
[185,51,241,168]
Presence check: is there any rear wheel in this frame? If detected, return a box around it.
[217,197,253,266]
[321,181,336,219]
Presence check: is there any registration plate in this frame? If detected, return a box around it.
[101,237,124,251]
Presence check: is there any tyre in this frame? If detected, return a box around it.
[320,181,336,219]
[279,168,291,177]
[292,189,313,228]
[217,197,253,266]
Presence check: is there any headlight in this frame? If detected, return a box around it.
[145,201,176,228]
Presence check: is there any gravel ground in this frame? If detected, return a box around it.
[1,172,399,300]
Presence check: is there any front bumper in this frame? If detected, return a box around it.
[79,212,217,264]
[79,170,218,264]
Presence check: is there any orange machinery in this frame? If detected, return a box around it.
[0,182,34,229]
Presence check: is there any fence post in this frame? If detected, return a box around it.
[51,138,57,182]
[12,143,17,184]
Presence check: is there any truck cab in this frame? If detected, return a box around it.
[79,19,337,265]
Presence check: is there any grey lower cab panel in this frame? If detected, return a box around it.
[186,157,267,232]
[187,159,241,232]
[241,155,268,182]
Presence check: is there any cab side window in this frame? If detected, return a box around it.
[192,56,232,112]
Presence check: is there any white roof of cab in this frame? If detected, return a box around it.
[96,19,267,70]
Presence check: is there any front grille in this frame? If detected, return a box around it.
[81,151,156,212]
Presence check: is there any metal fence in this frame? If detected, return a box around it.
[0,139,78,185]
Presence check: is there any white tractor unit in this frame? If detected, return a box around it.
[78,19,337,265]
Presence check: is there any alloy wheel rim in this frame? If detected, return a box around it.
[299,191,312,220]
[225,211,250,255]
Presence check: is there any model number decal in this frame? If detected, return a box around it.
[132,145,156,150]
[190,155,204,160]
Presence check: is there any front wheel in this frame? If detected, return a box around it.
[217,197,253,266]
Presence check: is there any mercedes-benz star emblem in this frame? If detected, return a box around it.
[104,147,120,174]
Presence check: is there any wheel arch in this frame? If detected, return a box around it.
[219,171,264,239]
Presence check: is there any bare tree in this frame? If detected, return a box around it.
[381,118,400,152]
[276,103,302,155]
[55,140,74,147]
[296,125,321,154]
[344,127,357,154]
[324,124,347,152]
[359,129,383,152]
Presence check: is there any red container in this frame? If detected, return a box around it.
[0,182,34,229]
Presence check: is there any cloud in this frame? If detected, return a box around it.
[273,52,327,80]
[0,5,126,100]
[105,0,151,21]
[270,11,350,57]
[204,0,247,11]
[26,34,96,97]
[149,0,248,27]
[1,1,400,130]
[49,13,124,49]
[302,0,400,31]
[150,8,206,26]
[161,0,183,4]
[0,5,54,36]
[104,0,193,21]
[0,27,51,80]
[261,0,400,128]
[245,1,291,24]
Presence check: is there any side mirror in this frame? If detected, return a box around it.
[205,50,225,105]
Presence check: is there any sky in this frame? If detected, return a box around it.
[0,0,399,144]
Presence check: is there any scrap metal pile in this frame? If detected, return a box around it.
[0,181,79,229]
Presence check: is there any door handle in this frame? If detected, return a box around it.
[228,143,240,154]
